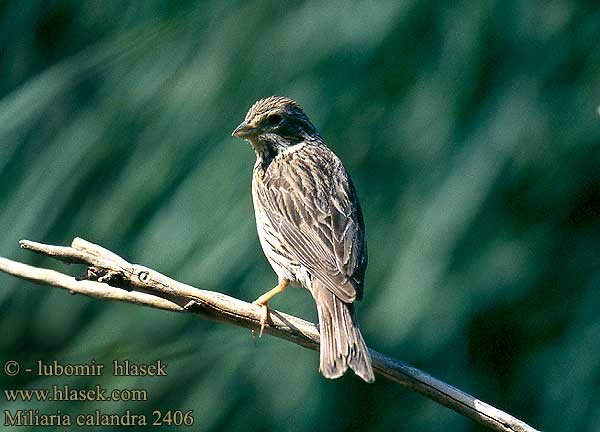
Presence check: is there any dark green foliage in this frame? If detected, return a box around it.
[1,1,599,431]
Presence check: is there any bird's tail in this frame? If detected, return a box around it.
[312,285,375,383]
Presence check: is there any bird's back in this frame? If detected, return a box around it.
[251,142,367,301]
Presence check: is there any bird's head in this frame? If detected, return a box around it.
[232,96,318,159]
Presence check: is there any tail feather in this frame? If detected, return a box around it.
[313,284,374,383]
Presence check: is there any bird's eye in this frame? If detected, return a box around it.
[264,114,283,127]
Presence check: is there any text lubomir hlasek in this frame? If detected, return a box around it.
[35,359,167,376]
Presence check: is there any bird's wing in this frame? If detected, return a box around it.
[256,145,367,303]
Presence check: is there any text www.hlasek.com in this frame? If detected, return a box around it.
[5,385,147,402]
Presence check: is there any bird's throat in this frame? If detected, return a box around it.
[251,139,279,169]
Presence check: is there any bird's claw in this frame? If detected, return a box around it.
[252,300,269,338]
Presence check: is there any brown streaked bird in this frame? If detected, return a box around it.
[232,96,374,383]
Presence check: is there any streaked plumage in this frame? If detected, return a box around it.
[233,96,374,383]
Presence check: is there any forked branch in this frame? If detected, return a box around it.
[0,238,539,432]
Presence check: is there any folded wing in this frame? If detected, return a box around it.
[256,146,367,303]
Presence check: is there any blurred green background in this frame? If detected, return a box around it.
[1,1,599,431]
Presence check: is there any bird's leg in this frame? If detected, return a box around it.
[252,279,289,338]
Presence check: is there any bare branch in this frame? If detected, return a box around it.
[0,238,539,432]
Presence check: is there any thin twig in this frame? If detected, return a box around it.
[0,238,540,432]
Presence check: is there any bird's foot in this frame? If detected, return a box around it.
[252,299,270,338]
[250,280,289,340]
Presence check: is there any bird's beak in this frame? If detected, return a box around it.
[232,121,257,138]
